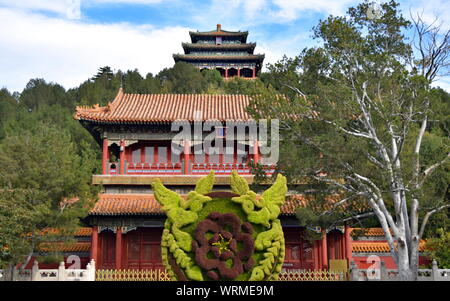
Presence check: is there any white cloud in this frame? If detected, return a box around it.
[0,0,80,19]
[271,0,357,21]
[0,8,190,92]
[0,0,165,20]
[405,0,450,31]
[433,78,450,92]
[89,0,163,3]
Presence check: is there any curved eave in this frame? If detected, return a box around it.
[89,212,166,216]
[189,30,248,37]
[182,42,256,52]
[189,31,248,43]
[173,54,265,62]
[77,117,251,125]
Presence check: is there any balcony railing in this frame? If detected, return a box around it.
[106,161,276,176]
[127,163,183,174]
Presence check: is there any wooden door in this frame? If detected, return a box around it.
[283,228,315,270]
[124,228,163,270]
[327,231,345,260]
[99,231,116,269]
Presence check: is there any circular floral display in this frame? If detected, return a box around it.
[193,212,255,280]
[152,171,287,281]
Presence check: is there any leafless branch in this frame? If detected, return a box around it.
[419,204,450,238]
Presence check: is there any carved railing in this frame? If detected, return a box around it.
[108,161,276,175]
[349,260,450,281]
[191,163,276,175]
[95,269,172,281]
[277,269,348,281]
[30,260,95,281]
[126,162,183,175]
[192,163,251,174]
[108,162,119,174]
[0,269,6,281]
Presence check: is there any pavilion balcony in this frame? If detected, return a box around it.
[106,161,275,176]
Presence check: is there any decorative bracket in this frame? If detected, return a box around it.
[122,227,137,234]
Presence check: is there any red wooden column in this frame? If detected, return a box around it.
[115,227,122,270]
[345,224,353,266]
[102,138,109,174]
[90,226,98,265]
[329,234,335,260]
[237,68,241,77]
[252,67,256,78]
[253,140,259,164]
[183,140,190,174]
[321,230,328,270]
[313,241,320,270]
[225,68,229,78]
[119,140,125,174]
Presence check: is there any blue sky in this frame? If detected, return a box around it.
[0,0,449,92]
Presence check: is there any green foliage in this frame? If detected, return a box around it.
[195,171,215,194]
[158,62,206,93]
[0,59,270,269]
[20,79,73,111]
[0,122,99,267]
[223,77,265,95]
[152,178,183,210]
[36,254,64,264]
[230,170,250,195]
[0,89,19,140]
[185,191,212,212]
[250,220,285,281]
[248,0,450,239]
[154,173,287,281]
[232,191,257,215]
[0,190,40,267]
[246,174,287,227]
[424,229,450,268]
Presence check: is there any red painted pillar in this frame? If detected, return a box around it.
[225,68,228,78]
[90,226,98,265]
[253,140,259,164]
[313,241,320,270]
[115,227,122,270]
[345,224,352,267]
[183,140,190,174]
[237,68,240,77]
[330,234,335,260]
[252,67,256,78]
[321,230,328,270]
[102,138,109,174]
[119,140,125,174]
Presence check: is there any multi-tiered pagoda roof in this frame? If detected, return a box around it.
[173,24,264,78]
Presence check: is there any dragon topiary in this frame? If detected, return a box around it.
[151,170,287,281]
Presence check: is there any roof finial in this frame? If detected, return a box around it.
[217,24,221,31]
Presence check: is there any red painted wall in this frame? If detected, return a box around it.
[353,255,430,269]
[19,256,90,270]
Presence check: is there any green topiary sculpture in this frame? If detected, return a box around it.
[152,171,287,281]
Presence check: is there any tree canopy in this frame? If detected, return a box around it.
[247,0,449,280]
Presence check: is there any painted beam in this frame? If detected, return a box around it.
[92,174,255,186]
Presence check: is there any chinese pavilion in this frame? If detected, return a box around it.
[173,24,265,79]
[70,88,356,272]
